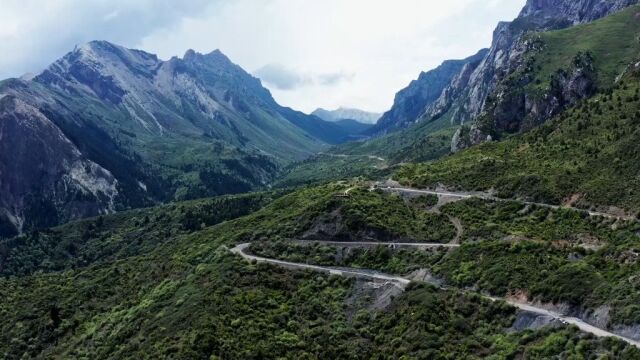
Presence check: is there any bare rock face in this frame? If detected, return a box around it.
[0,96,117,236]
[451,41,597,150]
[368,49,488,136]
[519,0,639,24]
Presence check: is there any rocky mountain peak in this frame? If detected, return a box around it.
[519,0,639,24]
[182,48,230,65]
[446,0,640,152]
[73,40,160,70]
[312,107,382,124]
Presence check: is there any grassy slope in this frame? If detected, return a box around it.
[397,76,640,213]
[529,5,640,91]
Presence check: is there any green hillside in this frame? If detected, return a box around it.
[0,191,285,276]
[529,4,640,91]
[397,73,640,213]
[2,182,639,358]
[276,114,456,187]
[248,192,640,330]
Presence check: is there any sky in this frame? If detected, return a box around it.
[0,0,524,114]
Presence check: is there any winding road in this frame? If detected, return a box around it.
[380,185,635,221]
[231,243,411,288]
[231,242,640,348]
[287,240,461,249]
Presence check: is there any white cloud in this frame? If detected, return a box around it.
[254,64,353,90]
[0,0,212,78]
[0,0,525,113]
[140,0,525,113]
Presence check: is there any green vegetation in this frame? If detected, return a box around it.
[6,6,640,358]
[249,240,447,275]
[397,74,640,212]
[331,187,455,242]
[441,198,638,245]
[247,195,640,330]
[277,115,456,187]
[2,248,636,359]
[335,115,456,164]
[274,154,389,188]
[209,183,456,243]
[432,200,640,327]
[528,5,640,91]
[2,182,640,358]
[1,182,456,278]
[0,191,285,276]
[409,194,440,209]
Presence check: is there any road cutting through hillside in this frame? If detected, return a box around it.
[286,240,461,248]
[231,242,640,348]
[380,185,635,221]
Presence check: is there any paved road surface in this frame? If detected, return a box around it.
[382,186,634,221]
[231,243,410,287]
[232,242,640,348]
[288,240,461,248]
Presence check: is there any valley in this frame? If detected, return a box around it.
[3,0,640,358]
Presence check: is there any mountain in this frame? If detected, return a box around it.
[452,0,640,150]
[2,182,640,358]
[367,0,639,146]
[276,0,640,191]
[434,0,639,150]
[367,49,489,136]
[397,4,640,214]
[312,107,381,124]
[0,95,118,237]
[0,41,353,237]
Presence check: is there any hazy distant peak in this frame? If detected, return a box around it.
[312,107,381,124]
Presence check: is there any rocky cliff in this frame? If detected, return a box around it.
[367,49,488,136]
[0,95,118,236]
[445,0,639,151]
[451,1,635,152]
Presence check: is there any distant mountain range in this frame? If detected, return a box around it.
[0,41,361,237]
[312,107,381,124]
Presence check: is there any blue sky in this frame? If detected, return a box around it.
[0,0,524,113]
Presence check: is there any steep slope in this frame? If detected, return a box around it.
[0,41,349,237]
[0,95,118,236]
[367,49,488,136]
[276,1,640,189]
[312,107,381,124]
[436,0,637,151]
[437,0,639,150]
[393,3,640,212]
[453,2,640,150]
[397,67,640,214]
